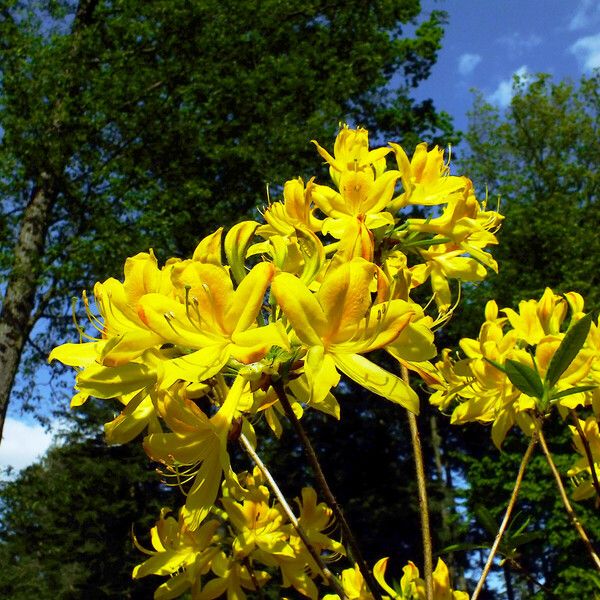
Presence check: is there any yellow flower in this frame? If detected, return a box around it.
[138,260,289,372]
[260,177,323,235]
[272,258,432,413]
[374,557,470,599]
[568,416,600,501]
[132,508,221,600]
[144,374,250,529]
[312,124,391,188]
[388,142,466,210]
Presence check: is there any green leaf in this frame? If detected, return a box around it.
[546,313,593,388]
[504,359,545,399]
[483,357,507,373]
[550,385,598,400]
[474,505,499,537]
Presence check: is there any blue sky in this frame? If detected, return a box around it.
[1,0,599,474]
[417,0,600,131]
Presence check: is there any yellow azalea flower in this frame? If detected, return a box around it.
[312,124,391,188]
[138,260,289,371]
[194,551,270,600]
[434,291,599,448]
[388,142,466,211]
[411,243,489,312]
[295,487,345,557]
[322,564,373,600]
[374,557,469,599]
[132,508,221,600]
[221,489,295,561]
[259,177,323,235]
[144,374,251,529]
[405,182,500,271]
[272,258,431,414]
[49,251,171,371]
[568,416,600,501]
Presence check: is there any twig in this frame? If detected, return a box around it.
[401,365,433,600]
[238,433,348,599]
[242,556,265,600]
[533,418,600,571]
[570,410,600,502]
[272,379,383,600]
[471,434,537,600]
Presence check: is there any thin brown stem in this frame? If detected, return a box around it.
[533,418,600,571]
[471,435,537,600]
[242,556,265,600]
[570,411,600,502]
[272,379,383,600]
[238,433,348,599]
[401,365,433,600]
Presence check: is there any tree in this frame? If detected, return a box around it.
[459,72,600,312]
[451,73,600,598]
[0,0,457,438]
[0,428,176,598]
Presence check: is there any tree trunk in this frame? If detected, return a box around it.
[0,177,57,438]
[0,0,99,441]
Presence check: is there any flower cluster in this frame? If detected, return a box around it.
[51,125,492,598]
[431,288,600,449]
[323,557,468,600]
[133,468,343,599]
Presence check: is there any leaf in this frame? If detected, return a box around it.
[550,385,598,400]
[474,505,499,537]
[546,313,593,388]
[509,531,544,547]
[504,359,545,399]
[483,357,507,373]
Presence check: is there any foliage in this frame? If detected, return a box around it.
[459,72,600,311]
[0,432,175,598]
[0,0,457,419]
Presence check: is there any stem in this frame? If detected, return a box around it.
[238,433,348,599]
[471,435,537,600]
[272,379,383,600]
[401,365,433,600]
[242,556,265,600]
[533,418,600,571]
[570,410,600,501]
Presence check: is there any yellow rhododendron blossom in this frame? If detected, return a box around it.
[374,557,469,599]
[144,375,250,529]
[272,257,431,413]
[433,290,599,448]
[132,508,221,600]
[568,416,600,501]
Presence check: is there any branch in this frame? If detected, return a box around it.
[272,379,383,600]
[471,434,537,600]
[401,365,433,600]
[533,417,600,571]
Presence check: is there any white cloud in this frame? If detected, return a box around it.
[457,53,481,76]
[0,417,54,473]
[569,0,600,31]
[496,33,542,57]
[488,65,529,109]
[570,33,600,71]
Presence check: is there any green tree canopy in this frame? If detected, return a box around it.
[0,0,457,434]
[459,72,599,311]
[0,430,175,598]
